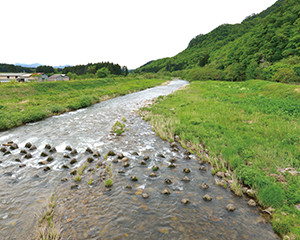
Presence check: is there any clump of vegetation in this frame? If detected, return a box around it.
[87,178,93,185]
[143,80,300,238]
[36,194,61,240]
[74,175,82,182]
[111,120,125,136]
[104,179,113,188]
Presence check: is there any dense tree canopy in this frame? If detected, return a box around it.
[136,0,299,82]
[0,63,34,73]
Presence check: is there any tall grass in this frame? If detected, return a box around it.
[143,80,300,238]
[0,77,165,130]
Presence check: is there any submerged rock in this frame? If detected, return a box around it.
[43,166,51,172]
[181,198,190,204]
[131,175,138,181]
[125,185,132,189]
[140,160,147,165]
[15,158,21,163]
[142,193,149,199]
[203,194,212,201]
[168,163,176,168]
[200,183,209,189]
[157,153,165,158]
[71,184,79,190]
[112,158,119,163]
[19,164,26,168]
[183,168,191,173]
[70,169,77,175]
[118,169,125,174]
[162,188,171,195]
[132,151,139,156]
[38,161,47,165]
[226,204,236,212]
[143,156,150,161]
[61,178,68,182]
[169,158,176,163]
[165,178,172,184]
[182,176,190,182]
[199,166,207,171]
[149,172,157,178]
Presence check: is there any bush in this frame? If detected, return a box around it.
[104,179,113,187]
[272,68,297,83]
[258,184,285,208]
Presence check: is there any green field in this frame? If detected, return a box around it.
[0,77,165,130]
[142,80,300,238]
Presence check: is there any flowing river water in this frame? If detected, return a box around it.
[0,80,279,239]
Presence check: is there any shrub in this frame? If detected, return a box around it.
[258,184,285,208]
[104,179,113,187]
[272,68,297,83]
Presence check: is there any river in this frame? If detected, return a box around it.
[0,80,278,239]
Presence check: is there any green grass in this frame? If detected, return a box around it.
[143,80,300,238]
[0,77,165,130]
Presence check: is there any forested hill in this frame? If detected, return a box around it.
[136,0,299,82]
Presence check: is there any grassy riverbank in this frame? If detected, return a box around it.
[0,77,165,131]
[142,80,300,238]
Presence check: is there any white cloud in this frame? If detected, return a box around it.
[0,0,277,69]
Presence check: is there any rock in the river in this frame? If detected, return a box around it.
[10,143,19,150]
[246,189,256,198]
[38,161,47,165]
[152,165,159,171]
[107,150,116,156]
[131,175,138,181]
[248,199,256,207]
[125,185,132,189]
[183,168,191,173]
[97,161,103,167]
[71,184,78,190]
[200,183,209,189]
[122,157,129,162]
[4,150,11,156]
[112,158,119,163]
[93,151,101,157]
[61,178,68,182]
[40,152,48,157]
[25,142,32,148]
[15,158,21,163]
[86,147,93,154]
[162,188,171,195]
[117,153,124,159]
[63,154,70,159]
[65,145,72,151]
[199,166,207,171]
[70,149,78,155]
[47,156,54,162]
[142,193,149,199]
[169,158,176,163]
[157,153,165,158]
[143,156,150,161]
[184,154,191,160]
[149,172,157,178]
[181,198,190,204]
[226,204,236,212]
[45,144,51,149]
[20,149,27,155]
[24,153,32,159]
[29,145,37,151]
[19,164,26,168]
[168,163,176,168]
[62,164,69,169]
[49,147,56,153]
[0,147,7,152]
[132,151,139,156]
[170,142,177,148]
[123,162,130,168]
[70,158,77,164]
[140,160,147,165]
[70,169,77,175]
[87,157,94,163]
[118,169,125,174]
[203,194,213,201]
[182,176,190,182]
[43,166,51,172]
[165,178,172,184]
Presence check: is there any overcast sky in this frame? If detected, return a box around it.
[0,0,277,69]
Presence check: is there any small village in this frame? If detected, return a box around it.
[0,73,69,83]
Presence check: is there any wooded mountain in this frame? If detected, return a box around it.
[136,0,299,82]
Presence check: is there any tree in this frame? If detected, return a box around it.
[36,65,54,74]
[96,67,110,78]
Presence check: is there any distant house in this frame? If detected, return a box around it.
[0,73,48,82]
[48,74,69,81]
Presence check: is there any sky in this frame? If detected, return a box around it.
[0,0,277,69]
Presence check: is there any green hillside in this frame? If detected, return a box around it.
[136,0,299,82]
